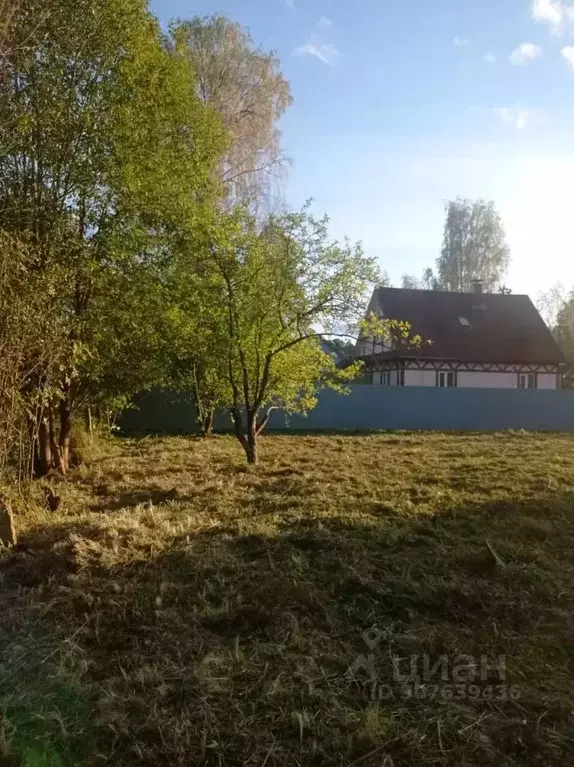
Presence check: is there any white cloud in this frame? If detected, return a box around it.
[318,16,332,29]
[494,107,543,130]
[484,53,497,63]
[533,0,563,25]
[562,45,574,66]
[293,37,339,65]
[531,0,574,33]
[453,36,470,47]
[509,42,542,65]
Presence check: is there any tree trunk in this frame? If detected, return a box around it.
[35,414,51,478]
[58,393,72,474]
[201,410,214,437]
[245,410,258,464]
[49,407,59,470]
[0,500,17,547]
[231,407,258,464]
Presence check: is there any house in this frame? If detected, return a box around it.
[355,282,565,389]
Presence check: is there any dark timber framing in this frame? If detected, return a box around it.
[361,357,559,375]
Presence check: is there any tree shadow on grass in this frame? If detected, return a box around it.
[2,492,574,766]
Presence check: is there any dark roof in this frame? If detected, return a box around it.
[365,287,565,365]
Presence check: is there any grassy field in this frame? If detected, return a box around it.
[2,432,574,766]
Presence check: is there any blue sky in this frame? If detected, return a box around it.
[151,0,574,298]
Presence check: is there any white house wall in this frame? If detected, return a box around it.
[538,373,558,390]
[457,371,515,388]
[404,369,436,387]
[456,371,557,389]
[401,369,559,389]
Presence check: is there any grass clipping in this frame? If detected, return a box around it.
[1,431,574,765]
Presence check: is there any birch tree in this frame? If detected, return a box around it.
[171,15,292,208]
[437,199,510,293]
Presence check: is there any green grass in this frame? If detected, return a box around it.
[2,431,574,765]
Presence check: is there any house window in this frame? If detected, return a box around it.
[518,373,537,389]
[397,368,405,387]
[437,371,457,388]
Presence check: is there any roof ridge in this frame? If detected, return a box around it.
[377,286,530,298]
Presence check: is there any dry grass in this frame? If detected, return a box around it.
[2,431,574,765]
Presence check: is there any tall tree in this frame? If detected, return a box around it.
[537,282,567,329]
[0,232,68,479]
[171,15,292,208]
[401,268,440,290]
[0,0,224,472]
[401,274,421,289]
[555,296,574,353]
[437,198,510,292]
[550,290,574,388]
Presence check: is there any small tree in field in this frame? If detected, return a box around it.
[197,208,420,463]
[164,272,232,437]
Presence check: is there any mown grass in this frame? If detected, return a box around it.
[2,431,574,765]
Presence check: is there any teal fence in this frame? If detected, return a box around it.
[120,386,574,434]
